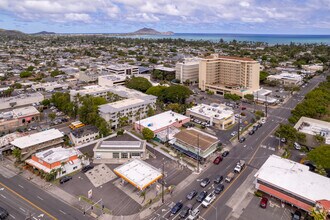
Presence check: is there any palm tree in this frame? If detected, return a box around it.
[140,191,146,204]
[12,148,21,162]
[310,207,327,220]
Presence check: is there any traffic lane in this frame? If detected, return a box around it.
[0,175,91,220]
[0,187,51,220]
[151,122,275,219]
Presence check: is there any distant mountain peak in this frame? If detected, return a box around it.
[132,28,174,35]
[32,31,56,35]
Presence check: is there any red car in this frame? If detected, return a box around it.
[213,156,223,165]
[260,197,268,208]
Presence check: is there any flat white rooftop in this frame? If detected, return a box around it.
[114,159,162,190]
[99,98,147,114]
[11,128,64,149]
[294,117,330,144]
[34,147,79,164]
[12,106,40,117]
[107,64,138,70]
[138,111,189,132]
[188,103,234,120]
[268,72,303,81]
[255,155,330,203]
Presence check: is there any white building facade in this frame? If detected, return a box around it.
[175,58,200,84]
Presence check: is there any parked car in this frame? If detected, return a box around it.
[200,178,210,188]
[292,210,301,220]
[201,192,216,208]
[281,138,287,143]
[249,130,255,135]
[186,190,198,200]
[196,191,208,202]
[241,106,247,110]
[214,184,224,194]
[252,126,258,132]
[180,204,192,218]
[214,175,223,184]
[222,151,229,157]
[231,131,238,137]
[294,142,301,150]
[170,202,183,215]
[239,137,246,143]
[213,156,223,165]
[260,118,266,124]
[0,207,9,219]
[260,197,268,208]
[59,176,72,184]
[82,165,94,173]
[257,123,262,128]
[187,208,200,220]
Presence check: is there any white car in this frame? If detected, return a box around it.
[294,142,301,150]
[231,131,238,137]
[202,193,216,208]
[260,118,266,124]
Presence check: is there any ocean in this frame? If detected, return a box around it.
[120,33,330,45]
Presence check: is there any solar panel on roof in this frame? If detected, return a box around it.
[43,150,53,158]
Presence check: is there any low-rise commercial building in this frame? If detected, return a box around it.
[294,117,330,145]
[255,155,330,212]
[10,128,64,160]
[78,71,108,82]
[106,64,139,75]
[0,106,40,132]
[69,125,99,146]
[171,128,220,161]
[186,103,235,129]
[175,58,200,84]
[302,64,323,73]
[267,72,303,86]
[26,147,85,179]
[98,74,128,87]
[94,140,147,163]
[134,111,190,134]
[253,89,278,105]
[31,82,69,92]
[114,159,162,190]
[0,92,44,110]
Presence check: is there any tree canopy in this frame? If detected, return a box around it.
[126,77,152,93]
[307,145,330,169]
[161,85,192,104]
[275,123,306,144]
[142,127,154,141]
[224,93,241,101]
[259,71,269,83]
[146,85,167,97]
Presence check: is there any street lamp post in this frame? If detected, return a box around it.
[210,204,218,220]
[162,158,165,203]
[237,101,242,141]
[265,95,268,117]
[197,134,200,173]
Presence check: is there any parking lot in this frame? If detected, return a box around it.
[59,133,192,216]
[237,195,300,220]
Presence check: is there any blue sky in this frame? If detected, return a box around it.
[0,0,330,34]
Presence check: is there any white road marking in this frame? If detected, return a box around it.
[19,207,26,212]
[37,196,44,201]
[9,214,16,219]
[18,185,24,189]
[59,210,66,215]
[0,194,6,199]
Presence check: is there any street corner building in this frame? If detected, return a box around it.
[113,159,162,191]
[254,155,330,213]
[170,128,220,162]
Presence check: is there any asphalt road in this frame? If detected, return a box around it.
[0,175,92,220]
[149,75,324,220]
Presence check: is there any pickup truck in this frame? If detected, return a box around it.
[234,160,246,173]
[187,208,200,220]
[225,172,235,183]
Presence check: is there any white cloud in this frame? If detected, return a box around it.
[0,0,329,31]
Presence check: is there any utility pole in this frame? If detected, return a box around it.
[197,134,200,173]
[237,101,241,141]
[265,95,268,117]
[162,158,165,203]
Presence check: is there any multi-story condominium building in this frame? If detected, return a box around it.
[199,54,260,96]
[0,106,40,132]
[69,125,99,146]
[106,64,139,75]
[175,58,200,83]
[31,82,69,92]
[98,74,128,87]
[99,97,156,129]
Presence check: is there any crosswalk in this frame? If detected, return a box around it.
[0,164,17,178]
[260,145,276,151]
